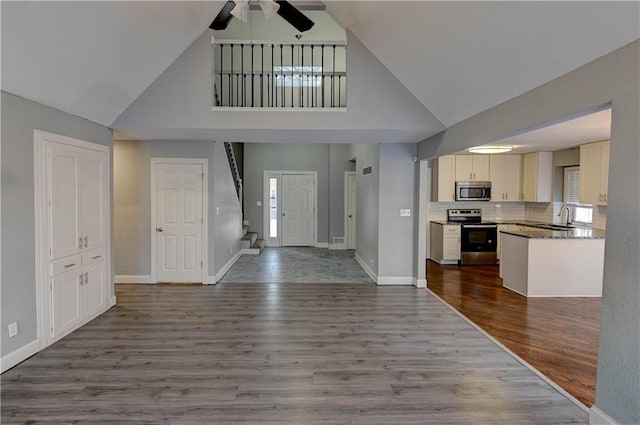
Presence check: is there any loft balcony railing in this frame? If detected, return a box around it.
[212,40,347,108]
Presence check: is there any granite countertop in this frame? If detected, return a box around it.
[500,227,606,240]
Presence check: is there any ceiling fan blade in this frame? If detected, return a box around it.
[275,0,315,32]
[210,1,236,30]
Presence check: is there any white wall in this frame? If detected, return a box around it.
[1,91,113,357]
[418,40,640,425]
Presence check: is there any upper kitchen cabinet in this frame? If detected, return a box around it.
[521,152,552,202]
[455,155,489,181]
[580,140,610,205]
[490,154,522,201]
[431,155,456,202]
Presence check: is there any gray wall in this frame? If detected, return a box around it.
[352,143,380,275]
[113,30,444,142]
[377,144,417,278]
[114,140,242,278]
[418,40,640,424]
[329,144,356,242]
[1,91,113,357]
[243,143,330,243]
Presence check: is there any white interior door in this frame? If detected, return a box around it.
[347,173,357,249]
[282,174,314,246]
[155,162,204,283]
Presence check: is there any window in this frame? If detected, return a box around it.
[274,66,322,87]
[269,178,278,238]
[564,166,592,224]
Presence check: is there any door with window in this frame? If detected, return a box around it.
[264,172,316,247]
[154,161,205,283]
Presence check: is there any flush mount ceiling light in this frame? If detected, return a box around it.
[468,145,513,154]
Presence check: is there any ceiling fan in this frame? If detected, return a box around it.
[210,0,315,33]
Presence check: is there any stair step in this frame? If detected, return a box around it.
[252,239,265,250]
[241,231,258,247]
[242,225,249,237]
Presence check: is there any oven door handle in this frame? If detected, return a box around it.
[463,225,497,228]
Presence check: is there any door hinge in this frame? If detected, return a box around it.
[200,261,203,267]
[50,283,52,290]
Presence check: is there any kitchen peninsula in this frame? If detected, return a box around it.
[500,227,605,297]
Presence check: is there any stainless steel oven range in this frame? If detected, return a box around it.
[447,209,497,265]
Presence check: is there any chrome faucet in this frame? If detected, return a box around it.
[558,205,572,226]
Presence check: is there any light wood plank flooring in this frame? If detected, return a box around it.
[2,284,588,424]
[426,260,600,408]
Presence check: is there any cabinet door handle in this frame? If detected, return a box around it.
[84,272,88,284]
[91,255,102,260]
[78,237,83,248]
[79,273,84,285]
[64,263,76,269]
[83,236,88,248]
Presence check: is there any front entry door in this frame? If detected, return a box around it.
[282,174,315,246]
[155,162,204,283]
[347,173,357,249]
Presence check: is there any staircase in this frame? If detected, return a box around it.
[224,142,264,255]
[241,221,265,255]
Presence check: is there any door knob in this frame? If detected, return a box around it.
[282,213,286,217]
[156,227,163,232]
[348,214,353,218]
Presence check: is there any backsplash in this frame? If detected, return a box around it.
[429,201,606,229]
[428,202,525,221]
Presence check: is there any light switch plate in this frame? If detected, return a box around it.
[256,200,262,207]
[400,209,411,217]
[8,322,17,338]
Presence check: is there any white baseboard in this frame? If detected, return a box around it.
[377,276,414,285]
[590,407,619,425]
[315,242,329,248]
[354,253,377,282]
[414,278,427,288]
[109,295,117,307]
[212,250,243,283]
[1,339,41,373]
[329,243,347,250]
[115,275,153,284]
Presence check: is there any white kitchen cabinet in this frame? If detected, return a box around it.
[37,131,111,345]
[430,222,461,264]
[431,155,456,202]
[521,152,552,202]
[455,155,490,181]
[580,140,610,205]
[490,155,522,202]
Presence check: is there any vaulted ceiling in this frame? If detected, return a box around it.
[2,1,639,135]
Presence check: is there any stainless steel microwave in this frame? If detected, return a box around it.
[455,181,491,201]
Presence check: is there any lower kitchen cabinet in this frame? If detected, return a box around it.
[430,222,461,264]
[497,224,525,260]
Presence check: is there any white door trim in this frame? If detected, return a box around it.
[344,171,356,250]
[150,158,208,284]
[263,170,317,247]
[33,130,111,350]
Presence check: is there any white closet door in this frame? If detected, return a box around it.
[347,174,357,250]
[155,163,204,283]
[81,153,108,251]
[47,145,82,260]
[83,261,107,318]
[282,174,314,246]
[50,269,83,338]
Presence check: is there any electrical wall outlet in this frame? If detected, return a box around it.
[8,322,18,338]
[400,209,411,217]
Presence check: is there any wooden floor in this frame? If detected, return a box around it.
[426,260,600,407]
[1,283,588,424]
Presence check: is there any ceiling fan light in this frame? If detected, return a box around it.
[468,145,513,154]
[231,1,249,22]
[259,0,280,19]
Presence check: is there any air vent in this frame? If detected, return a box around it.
[363,165,373,176]
[333,237,345,245]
